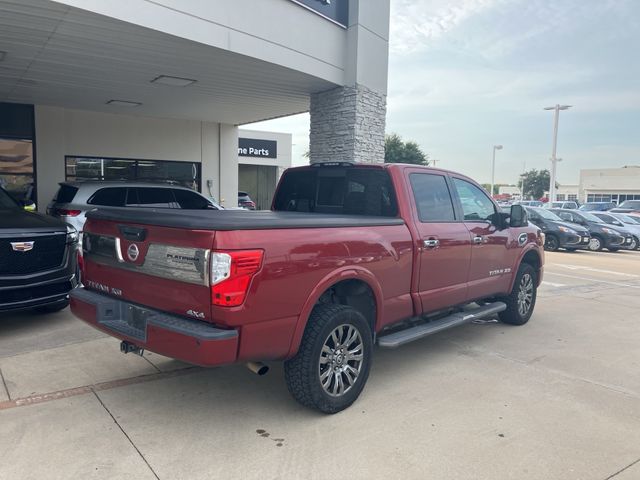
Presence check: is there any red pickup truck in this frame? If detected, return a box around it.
[71,163,544,413]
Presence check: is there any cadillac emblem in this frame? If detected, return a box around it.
[11,241,35,252]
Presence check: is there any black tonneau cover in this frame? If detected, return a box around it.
[85,208,405,231]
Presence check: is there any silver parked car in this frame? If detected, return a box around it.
[592,212,640,250]
[544,201,579,209]
[47,181,222,232]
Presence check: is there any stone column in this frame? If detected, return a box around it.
[309,84,386,164]
[309,0,390,164]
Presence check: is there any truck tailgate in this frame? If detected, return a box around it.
[82,217,216,322]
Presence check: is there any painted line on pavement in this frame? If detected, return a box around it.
[545,271,640,289]
[552,263,639,278]
[0,366,200,411]
[541,281,567,287]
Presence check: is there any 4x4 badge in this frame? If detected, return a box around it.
[11,241,35,252]
[127,243,140,261]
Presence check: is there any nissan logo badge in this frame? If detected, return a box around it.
[127,243,140,261]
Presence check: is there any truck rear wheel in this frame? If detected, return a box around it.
[284,304,372,414]
[498,263,537,326]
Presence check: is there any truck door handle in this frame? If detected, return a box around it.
[473,235,486,244]
[423,238,440,248]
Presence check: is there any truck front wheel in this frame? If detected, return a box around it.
[498,263,537,326]
[284,304,373,414]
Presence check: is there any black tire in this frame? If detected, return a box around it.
[544,235,559,252]
[498,263,537,326]
[284,304,373,414]
[588,236,604,252]
[34,299,69,314]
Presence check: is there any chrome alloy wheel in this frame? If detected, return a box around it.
[319,324,364,397]
[517,273,534,317]
[588,237,602,251]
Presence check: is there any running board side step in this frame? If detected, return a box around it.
[377,302,506,349]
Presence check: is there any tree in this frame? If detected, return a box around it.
[384,134,429,166]
[518,169,553,200]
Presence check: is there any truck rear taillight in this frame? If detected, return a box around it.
[210,250,264,307]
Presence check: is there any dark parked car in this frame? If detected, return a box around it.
[1,186,78,312]
[550,209,634,252]
[579,202,616,212]
[610,200,640,218]
[525,207,590,252]
[238,191,256,210]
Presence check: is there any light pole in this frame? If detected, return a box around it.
[544,104,571,202]
[491,145,503,198]
[520,160,526,200]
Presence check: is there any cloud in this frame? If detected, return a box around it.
[390,0,499,55]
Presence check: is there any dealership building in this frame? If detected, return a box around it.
[0,0,390,210]
[578,166,640,204]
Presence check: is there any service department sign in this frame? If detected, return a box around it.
[238,138,277,159]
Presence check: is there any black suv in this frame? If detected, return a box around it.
[525,207,590,251]
[1,186,78,312]
[550,209,634,252]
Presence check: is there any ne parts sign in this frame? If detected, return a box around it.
[238,138,277,159]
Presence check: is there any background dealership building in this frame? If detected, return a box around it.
[0,0,389,210]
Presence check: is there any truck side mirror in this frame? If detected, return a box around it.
[510,204,528,227]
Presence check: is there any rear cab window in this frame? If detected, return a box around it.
[274,167,398,217]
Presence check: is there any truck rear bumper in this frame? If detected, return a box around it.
[70,288,238,367]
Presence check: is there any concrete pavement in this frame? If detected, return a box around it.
[1,250,640,479]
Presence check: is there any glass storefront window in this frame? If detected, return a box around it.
[65,156,201,191]
[0,138,34,202]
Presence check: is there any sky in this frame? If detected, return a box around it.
[246,0,640,187]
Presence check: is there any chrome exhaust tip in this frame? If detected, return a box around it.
[246,361,269,376]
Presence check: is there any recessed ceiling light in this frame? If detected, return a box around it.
[151,75,197,87]
[0,51,6,62]
[106,99,142,107]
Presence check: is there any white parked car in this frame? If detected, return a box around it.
[47,181,223,232]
